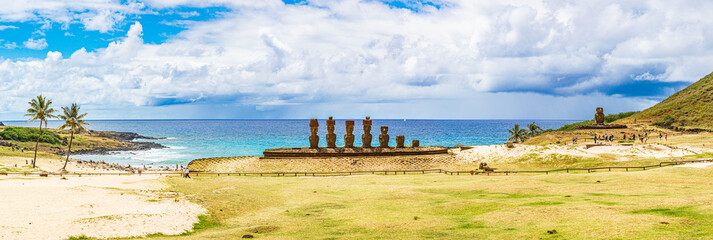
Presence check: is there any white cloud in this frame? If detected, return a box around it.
[0,25,18,30]
[1,0,713,119]
[23,38,47,50]
[81,9,126,33]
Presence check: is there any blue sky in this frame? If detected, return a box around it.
[0,0,711,120]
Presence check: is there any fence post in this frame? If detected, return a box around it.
[588,169,590,173]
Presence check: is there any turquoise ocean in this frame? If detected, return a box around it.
[2,119,577,166]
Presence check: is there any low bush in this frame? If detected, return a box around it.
[0,127,64,145]
[555,111,639,131]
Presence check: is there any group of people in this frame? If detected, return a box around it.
[590,132,668,144]
[10,146,25,152]
[592,133,616,143]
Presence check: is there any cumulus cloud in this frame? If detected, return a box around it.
[23,38,48,50]
[0,0,712,119]
[0,0,147,32]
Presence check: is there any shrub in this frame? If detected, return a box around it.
[0,127,64,145]
[555,111,639,131]
[654,115,676,129]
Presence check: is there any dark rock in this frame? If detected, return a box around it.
[547,229,557,234]
[242,234,254,238]
[0,121,4,126]
[66,142,167,155]
[90,130,165,141]
[575,124,627,130]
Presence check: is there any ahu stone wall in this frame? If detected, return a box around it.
[188,154,458,173]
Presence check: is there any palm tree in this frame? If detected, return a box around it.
[25,95,57,168]
[527,122,543,138]
[57,103,89,172]
[508,124,529,143]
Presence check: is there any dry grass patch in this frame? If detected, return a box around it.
[135,165,713,239]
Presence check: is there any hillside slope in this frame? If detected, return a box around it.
[616,71,713,131]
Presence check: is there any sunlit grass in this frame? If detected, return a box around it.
[139,165,713,239]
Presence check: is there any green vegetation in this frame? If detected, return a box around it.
[526,122,543,138]
[143,165,713,239]
[25,95,58,168]
[625,71,713,131]
[508,124,530,143]
[66,235,91,240]
[555,111,638,131]
[0,127,64,145]
[507,122,545,143]
[57,103,89,171]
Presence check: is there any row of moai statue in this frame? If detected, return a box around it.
[309,116,420,148]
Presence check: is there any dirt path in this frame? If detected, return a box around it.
[0,175,205,240]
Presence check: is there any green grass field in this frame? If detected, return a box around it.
[136,165,713,240]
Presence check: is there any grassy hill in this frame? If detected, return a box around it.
[617,71,713,131]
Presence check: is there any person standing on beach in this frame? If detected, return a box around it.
[183,168,191,179]
[594,134,597,144]
[665,134,668,141]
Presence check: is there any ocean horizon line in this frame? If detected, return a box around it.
[1,118,585,122]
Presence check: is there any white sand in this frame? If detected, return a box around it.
[675,162,713,168]
[0,156,129,173]
[0,175,206,240]
[456,143,711,164]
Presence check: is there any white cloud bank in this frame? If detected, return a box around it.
[1,0,713,119]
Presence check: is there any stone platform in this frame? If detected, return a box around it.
[575,124,627,130]
[263,146,448,158]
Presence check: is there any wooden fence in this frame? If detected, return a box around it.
[2,159,712,177]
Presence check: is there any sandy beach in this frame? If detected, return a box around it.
[0,175,205,240]
[454,143,712,164]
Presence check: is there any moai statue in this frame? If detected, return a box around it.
[326,116,337,148]
[309,118,319,148]
[379,126,390,147]
[411,140,420,148]
[396,135,405,148]
[344,120,355,148]
[595,107,605,125]
[362,117,373,148]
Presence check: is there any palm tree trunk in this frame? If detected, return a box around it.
[32,121,43,168]
[62,130,74,171]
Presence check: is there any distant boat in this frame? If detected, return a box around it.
[403,118,406,122]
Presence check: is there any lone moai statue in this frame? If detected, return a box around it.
[326,116,337,148]
[362,117,372,148]
[396,135,405,148]
[412,140,420,148]
[379,126,390,147]
[309,118,319,148]
[344,120,355,148]
[595,107,605,125]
